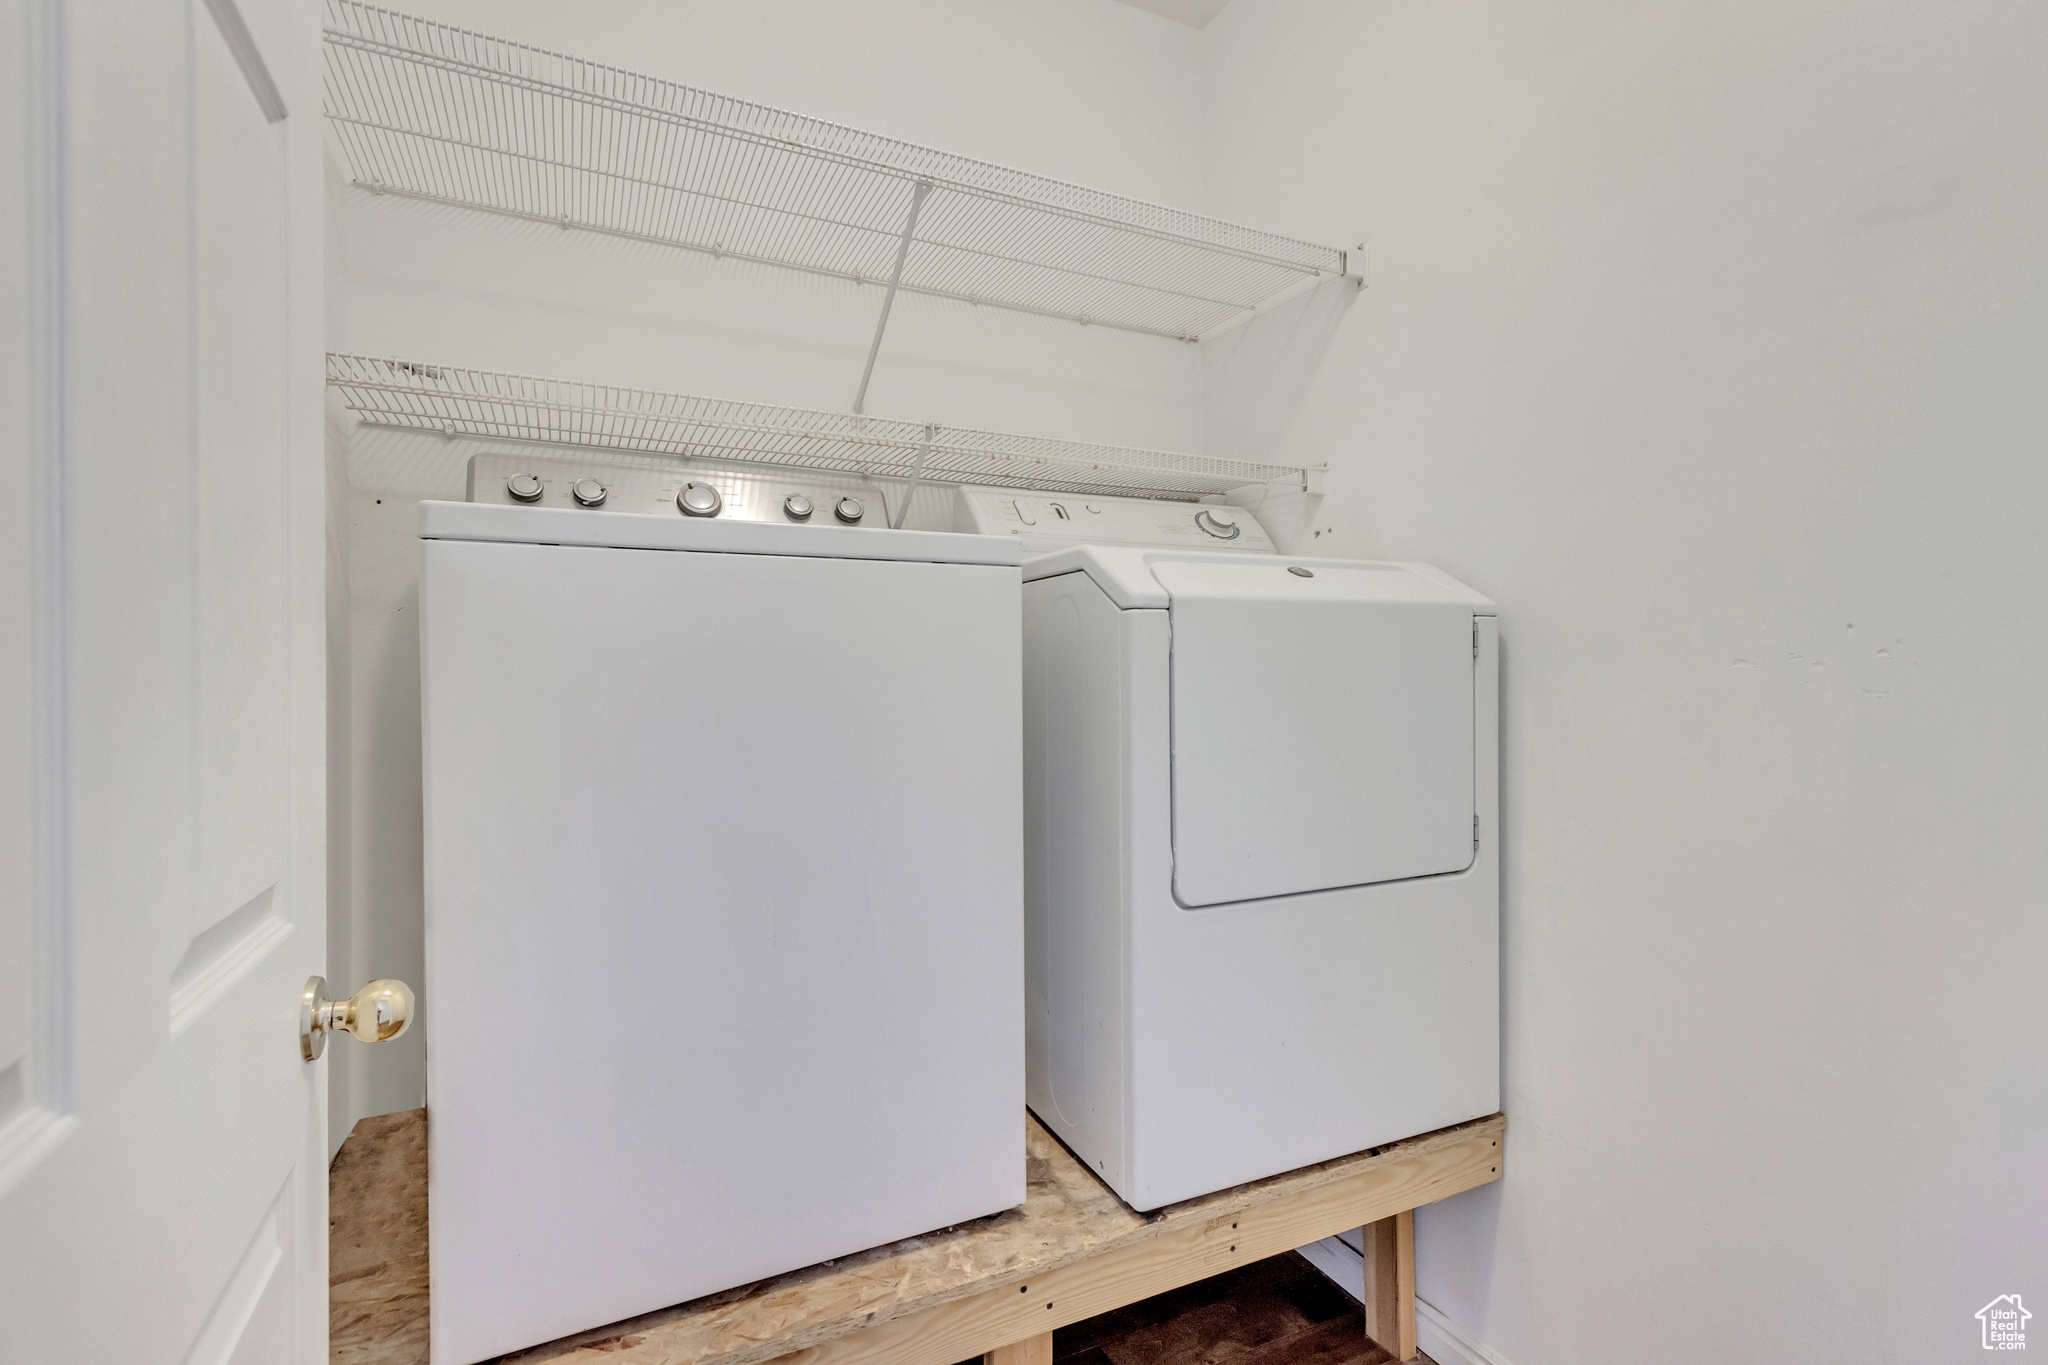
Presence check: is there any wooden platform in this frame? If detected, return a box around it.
[330,1110,1504,1365]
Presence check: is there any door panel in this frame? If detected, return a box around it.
[180,1186,292,1365]
[195,0,289,933]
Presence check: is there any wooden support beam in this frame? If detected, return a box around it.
[767,1121,1498,1365]
[1361,1209,1416,1362]
[983,1331,1053,1365]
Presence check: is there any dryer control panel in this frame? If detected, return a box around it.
[956,487,1276,554]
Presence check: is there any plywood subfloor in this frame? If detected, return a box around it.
[331,1110,429,1365]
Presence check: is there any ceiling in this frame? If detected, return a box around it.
[1107,0,1233,29]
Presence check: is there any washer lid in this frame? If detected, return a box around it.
[1153,558,1479,907]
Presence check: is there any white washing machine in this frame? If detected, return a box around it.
[960,488,1498,1211]
[420,457,1024,1365]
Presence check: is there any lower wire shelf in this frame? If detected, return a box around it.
[326,354,1306,502]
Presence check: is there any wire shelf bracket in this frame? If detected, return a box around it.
[889,425,937,529]
[321,1,1348,348]
[327,354,1310,504]
[854,181,932,416]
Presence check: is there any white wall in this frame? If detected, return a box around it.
[1201,3,2048,1361]
[326,0,1216,1136]
[323,393,356,1159]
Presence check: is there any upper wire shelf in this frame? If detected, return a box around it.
[327,354,1308,501]
[321,0,1348,342]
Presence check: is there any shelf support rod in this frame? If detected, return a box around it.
[854,179,934,415]
[891,424,936,529]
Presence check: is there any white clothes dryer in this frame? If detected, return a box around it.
[960,488,1498,1212]
[420,459,1024,1365]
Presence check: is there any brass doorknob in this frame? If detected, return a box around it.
[301,976,415,1061]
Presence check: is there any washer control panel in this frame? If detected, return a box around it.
[466,454,890,529]
[956,487,1276,554]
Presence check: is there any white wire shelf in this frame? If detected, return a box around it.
[321,1,1347,343]
[327,354,1309,501]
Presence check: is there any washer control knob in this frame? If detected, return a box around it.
[678,482,723,517]
[783,493,814,521]
[1195,507,1241,539]
[834,496,865,524]
[506,473,544,503]
[571,477,608,507]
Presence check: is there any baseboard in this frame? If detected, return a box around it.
[1295,1234,1516,1365]
[1412,1296,1515,1365]
[1295,1233,1366,1305]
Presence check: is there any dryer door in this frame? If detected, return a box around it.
[1153,559,1476,907]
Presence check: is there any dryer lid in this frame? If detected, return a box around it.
[1153,559,1479,907]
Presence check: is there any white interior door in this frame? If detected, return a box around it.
[0,0,331,1360]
